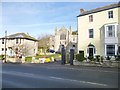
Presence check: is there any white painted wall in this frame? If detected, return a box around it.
[77,7,119,57]
[0,38,38,56]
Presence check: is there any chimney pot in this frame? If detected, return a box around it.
[80,8,84,13]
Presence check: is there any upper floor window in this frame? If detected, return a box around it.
[89,15,93,22]
[2,39,4,44]
[108,11,113,19]
[107,25,115,37]
[20,39,21,44]
[16,38,18,44]
[2,48,4,51]
[60,34,66,40]
[89,29,94,38]
[73,38,75,41]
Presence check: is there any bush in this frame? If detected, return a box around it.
[115,55,120,61]
[100,56,104,62]
[106,56,111,60]
[76,54,85,62]
[95,55,100,62]
[36,53,39,56]
[88,56,94,61]
[25,57,32,62]
[0,55,4,60]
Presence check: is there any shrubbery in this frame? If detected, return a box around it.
[0,55,4,60]
[115,55,120,61]
[88,56,94,61]
[88,55,104,62]
[76,53,85,62]
[106,56,111,60]
[25,57,32,62]
[95,55,100,62]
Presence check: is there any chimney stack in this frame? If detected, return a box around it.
[80,8,84,13]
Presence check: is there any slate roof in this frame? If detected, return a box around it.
[77,2,120,17]
[0,32,38,41]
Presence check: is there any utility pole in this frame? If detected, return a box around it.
[68,30,69,51]
[4,30,7,63]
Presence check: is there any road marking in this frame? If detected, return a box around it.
[50,76,108,87]
[2,70,108,87]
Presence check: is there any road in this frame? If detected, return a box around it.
[1,61,119,88]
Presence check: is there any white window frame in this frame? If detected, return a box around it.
[89,15,93,22]
[107,25,115,37]
[89,29,94,38]
[105,24,118,38]
[108,11,113,19]
[105,44,117,56]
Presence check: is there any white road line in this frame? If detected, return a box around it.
[2,70,108,87]
[50,76,108,87]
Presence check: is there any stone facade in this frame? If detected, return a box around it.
[50,26,77,53]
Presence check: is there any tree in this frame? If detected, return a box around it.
[37,34,51,54]
[11,42,34,57]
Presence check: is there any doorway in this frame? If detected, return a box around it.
[89,48,94,56]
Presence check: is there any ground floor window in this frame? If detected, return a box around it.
[106,45,115,56]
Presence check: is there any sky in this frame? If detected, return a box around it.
[1,0,119,38]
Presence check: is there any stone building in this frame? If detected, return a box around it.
[53,26,77,53]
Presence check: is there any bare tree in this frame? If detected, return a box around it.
[37,34,51,54]
[11,43,34,57]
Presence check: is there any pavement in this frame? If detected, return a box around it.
[2,61,119,88]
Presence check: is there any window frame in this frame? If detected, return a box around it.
[16,38,19,44]
[2,48,4,51]
[107,25,115,37]
[89,15,93,22]
[89,29,94,38]
[105,24,117,38]
[106,45,115,56]
[108,11,113,19]
[60,34,66,40]
[2,39,4,44]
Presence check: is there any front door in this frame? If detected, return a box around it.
[89,48,93,56]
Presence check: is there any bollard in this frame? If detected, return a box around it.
[70,49,74,65]
[61,45,66,65]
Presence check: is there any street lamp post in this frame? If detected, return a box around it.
[4,30,7,63]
